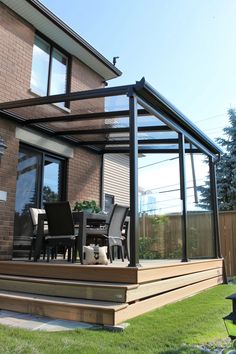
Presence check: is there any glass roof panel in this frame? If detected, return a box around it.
[137,115,165,127]
[137,131,178,140]
[105,95,129,111]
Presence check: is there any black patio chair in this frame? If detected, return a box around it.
[44,201,78,263]
[29,207,47,260]
[78,204,129,264]
[103,204,129,263]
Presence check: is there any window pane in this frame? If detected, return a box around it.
[30,36,50,96]
[43,158,62,204]
[105,194,114,212]
[50,48,67,99]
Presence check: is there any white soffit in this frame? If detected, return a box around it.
[1,0,121,80]
[16,127,74,158]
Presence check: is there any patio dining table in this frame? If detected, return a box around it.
[34,211,108,263]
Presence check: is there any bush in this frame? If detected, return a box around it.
[73,200,101,213]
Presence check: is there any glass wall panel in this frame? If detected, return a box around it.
[185,148,214,258]
[138,154,182,259]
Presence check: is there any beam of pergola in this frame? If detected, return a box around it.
[75,138,179,146]
[54,125,171,136]
[102,146,200,154]
[23,109,149,125]
[0,85,133,109]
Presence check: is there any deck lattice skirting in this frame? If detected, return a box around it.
[0,259,223,326]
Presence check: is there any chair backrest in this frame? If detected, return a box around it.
[29,208,45,227]
[44,201,74,236]
[107,204,129,238]
[106,204,115,224]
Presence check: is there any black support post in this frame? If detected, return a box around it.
[179,133,188,262]
[209,157,221,258]
[100,154,104,210]
[128,92,140,267]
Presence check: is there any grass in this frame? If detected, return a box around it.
[0,284,235,354]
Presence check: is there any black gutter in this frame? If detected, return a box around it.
[134,78,222,156]
[26,0,122,79]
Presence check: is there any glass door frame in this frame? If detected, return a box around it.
[19,143,67,208]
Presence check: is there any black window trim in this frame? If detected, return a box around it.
[32,30,72,108]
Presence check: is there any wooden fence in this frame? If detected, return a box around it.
[219,211,236,277]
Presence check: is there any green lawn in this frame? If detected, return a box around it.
[0,284,235,354]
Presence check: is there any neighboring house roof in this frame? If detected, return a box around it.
[0,0,122,81]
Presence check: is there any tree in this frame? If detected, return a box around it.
[42,185,58,203]
[216,108,236,210]
[199,108,236,211]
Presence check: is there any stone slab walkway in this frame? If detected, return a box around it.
[0,310,95,331]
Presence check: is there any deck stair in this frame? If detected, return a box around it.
[0,259,223,326]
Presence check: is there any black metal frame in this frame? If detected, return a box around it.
[209,156,221,258]
[178,133,188,262]
[0,78,222,267]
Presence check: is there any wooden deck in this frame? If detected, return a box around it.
[0,258,223,326]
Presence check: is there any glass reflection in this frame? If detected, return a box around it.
[14,148,41,240]
[43,158,62,203]
[30,36,50,96]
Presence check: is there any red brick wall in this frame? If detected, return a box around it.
[0,3,105,258]
[0,4,34,102]
[67,149,102,208]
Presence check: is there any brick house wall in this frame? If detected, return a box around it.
[0,3,104,259]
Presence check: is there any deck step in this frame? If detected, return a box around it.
[0,259,224,326]
[0,274,138,303]
[0,261,138,283]
[0,290,128,326]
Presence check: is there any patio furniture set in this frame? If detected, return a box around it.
[29,201,129,265]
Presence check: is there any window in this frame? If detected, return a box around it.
[30,34,70,107]
[105,194,115,212]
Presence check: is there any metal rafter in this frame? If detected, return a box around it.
[102,147,200,154]
[54,125,171,136]
[0,78,221,158]
[76,138,179,146]
[23,109,149,125]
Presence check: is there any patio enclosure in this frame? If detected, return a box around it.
[0,78,222,266]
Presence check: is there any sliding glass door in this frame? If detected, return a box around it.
[14,144,67,256]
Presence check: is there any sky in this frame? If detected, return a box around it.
[39,0,236,212]
[40,0,236,142]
